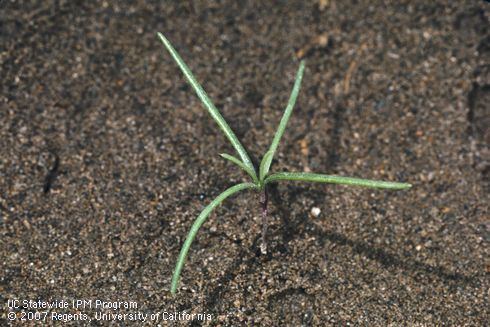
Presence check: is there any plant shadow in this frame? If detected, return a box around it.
[268,184,476,286]
[200,98,477,318]
[200,184,478,318]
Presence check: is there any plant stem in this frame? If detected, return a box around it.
[260,187,269,255]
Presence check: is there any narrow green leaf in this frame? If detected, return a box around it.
[265,172,412,190]
[261,60,305,180]
[220,153,258,183]
[157,32,257,181]
[259,150,274,182]
[170,182,258,294]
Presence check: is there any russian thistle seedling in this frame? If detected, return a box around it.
[157,32,412,294]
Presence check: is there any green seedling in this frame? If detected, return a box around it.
[157,32,412,294]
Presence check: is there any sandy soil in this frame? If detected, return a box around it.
[1,1,488,325]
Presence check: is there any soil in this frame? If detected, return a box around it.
[1,1,488,326]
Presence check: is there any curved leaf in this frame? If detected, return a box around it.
[170,182,258,294]
[220,153,258,183]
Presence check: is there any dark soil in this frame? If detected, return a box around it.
[1,1,488,325]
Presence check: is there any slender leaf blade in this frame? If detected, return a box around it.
[170,182,258,294]
[261,60,305,180]
[220,153,258,183]
[259,150,274,182]
[157,32,257,180]
[265,172,412,190]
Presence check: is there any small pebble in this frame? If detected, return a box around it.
[311,207,321,217]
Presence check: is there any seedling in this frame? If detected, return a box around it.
[157,32,411,294]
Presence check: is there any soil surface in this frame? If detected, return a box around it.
[1,1,489,326]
